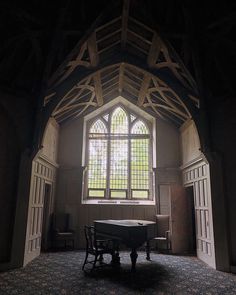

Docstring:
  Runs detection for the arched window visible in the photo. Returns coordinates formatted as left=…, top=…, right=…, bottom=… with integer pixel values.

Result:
left=85, top=105, right=152, bottom=201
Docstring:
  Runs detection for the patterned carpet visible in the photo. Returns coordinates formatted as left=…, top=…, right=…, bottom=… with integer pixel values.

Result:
left=0, top=251, right=235, bottom=295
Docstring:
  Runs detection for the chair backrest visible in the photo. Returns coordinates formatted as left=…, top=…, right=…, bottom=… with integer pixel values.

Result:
left=84, top=226, right=97, bottom=251
left=156, top=214, right=170, bottom=237
left=52, top=213, right=70, bottom=232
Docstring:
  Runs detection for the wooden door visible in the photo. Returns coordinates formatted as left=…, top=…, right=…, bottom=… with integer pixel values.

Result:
left=159, top=184, right=189, bottom=253
left=41, top=183, right=52, bottom=251
left=183, top=161, right=216, bottom=268
left=193, top=164, right=215, bottom=268
left=23, top=159, right=55, bottom=266
left=170, top=185, right=189, bottom=254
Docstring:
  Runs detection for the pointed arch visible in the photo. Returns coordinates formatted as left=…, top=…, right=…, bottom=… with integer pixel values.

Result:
left=111, top=106, right=128, bottom=134
left=131, top=120, right=149, bottom=134
left=90, top=119, right=107, bottom=133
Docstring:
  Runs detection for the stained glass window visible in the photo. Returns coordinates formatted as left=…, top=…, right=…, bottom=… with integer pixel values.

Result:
left=87, top=106, right=152, bottom=200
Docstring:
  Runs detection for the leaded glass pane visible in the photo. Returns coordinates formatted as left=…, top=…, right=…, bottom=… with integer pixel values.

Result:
left=88, top=139, right=107, bottom=190
left=131, top=120, right=149, bottom=134
left=110, top=190, right=126, bottom=198
left=111, top=107, right=128, bottom=134
left=130, top=114, right=136, bottom=122
left=87, top=105, right=152, bottom=200
left=110, top=139, right=128, bottom=189
left=89, top=189, right=105, bottom=198
left=131, top=138, right=149, bottom=190
left=132, top=190, right=148, bottom=199
left=90, top=119, right=107, bottom=133
left=103, top=114, right=109, bottom=121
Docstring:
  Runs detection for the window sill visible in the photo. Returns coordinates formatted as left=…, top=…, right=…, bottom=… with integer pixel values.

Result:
left=82, top=199, right=156, bottom=205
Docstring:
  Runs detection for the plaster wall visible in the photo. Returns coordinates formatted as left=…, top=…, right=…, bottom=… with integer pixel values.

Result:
left=41, top=118, right=59, bottom=163
left=180, top=119, right=201, bottom=166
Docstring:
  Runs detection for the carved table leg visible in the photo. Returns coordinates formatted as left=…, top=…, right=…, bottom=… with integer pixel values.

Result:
left=130, top=248, right=138, bottom=272
left=146, top=240, right=151, bottom=260
left=111, top=239, right=120, bottom=266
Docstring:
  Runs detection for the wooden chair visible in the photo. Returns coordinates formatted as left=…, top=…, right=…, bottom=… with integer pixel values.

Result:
left=51, top=213, right=75, bottom=250
left=82, top=225, right=115, bottom=271
left=146, top=215, right=171, bottom=260
left=153, top=214, right=171, bottom=252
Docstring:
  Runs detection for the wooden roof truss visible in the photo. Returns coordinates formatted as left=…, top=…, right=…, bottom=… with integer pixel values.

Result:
left=46, top=0, right=199, bottom=127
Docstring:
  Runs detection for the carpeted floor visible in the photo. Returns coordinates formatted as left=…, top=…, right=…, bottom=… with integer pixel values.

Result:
left=0, top=251, right=235, bottom=295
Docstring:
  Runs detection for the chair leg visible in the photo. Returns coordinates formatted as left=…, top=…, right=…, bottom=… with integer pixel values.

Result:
left=92, top=254, right=98, bottom=270
left=99, top=254, right=103, bottom=264
left=82, top=252, right=89, bottom=270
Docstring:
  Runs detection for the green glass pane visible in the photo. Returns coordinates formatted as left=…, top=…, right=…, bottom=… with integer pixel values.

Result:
left=110, top=139, right=128, bottom=189
left=131, top=138, right=149, bottom=190
left=110, top=190, right=126, bottom=198
left=88, top=190, right=105, bottom=198
left=88, top=139, right=107, bottom=189
left=132, top=190, right=148, bottom=199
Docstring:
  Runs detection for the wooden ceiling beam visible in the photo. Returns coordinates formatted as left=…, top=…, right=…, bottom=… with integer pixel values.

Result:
left=95, top=16, right=122, bottom=33
left=93, top=72, right=103, bottom=106
left=53, top=77, right=93, bottom=114
left=57, top=92, right=96, bottom=122
left=137, top=74, right=151, bottom=106
left=119, top=63, right=125, bottom=93
left=147, top=33, right=162, bottom=67
left=87, top=32, right=99, bottom=67
left=121, top=0, right=130, bottom=49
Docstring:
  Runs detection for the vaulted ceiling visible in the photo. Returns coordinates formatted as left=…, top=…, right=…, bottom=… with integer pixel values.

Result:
left=0, top=0, right=235, bottom=128
left=44, top=0, right=199, bottom=127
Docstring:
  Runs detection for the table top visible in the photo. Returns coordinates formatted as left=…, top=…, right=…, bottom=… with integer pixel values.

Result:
left=94, top=219, right=156, bottom=227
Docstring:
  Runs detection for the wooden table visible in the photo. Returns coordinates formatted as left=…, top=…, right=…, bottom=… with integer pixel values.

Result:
left=94, top=219, right=156, bottom=271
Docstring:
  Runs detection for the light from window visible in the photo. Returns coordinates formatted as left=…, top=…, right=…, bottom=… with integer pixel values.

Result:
left=87, top=106, right=152, bottom=200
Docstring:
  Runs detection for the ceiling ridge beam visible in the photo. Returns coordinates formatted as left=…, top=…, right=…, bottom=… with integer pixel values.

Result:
left=119, top=63, right=125, bottom=93
left=121, top=0, right=130, bottom=49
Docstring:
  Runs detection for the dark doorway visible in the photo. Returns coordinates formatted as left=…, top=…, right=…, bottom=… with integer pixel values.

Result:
left=41, top=183, right=52, bottom=251
left=186, top=186, right=196, bottom=254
